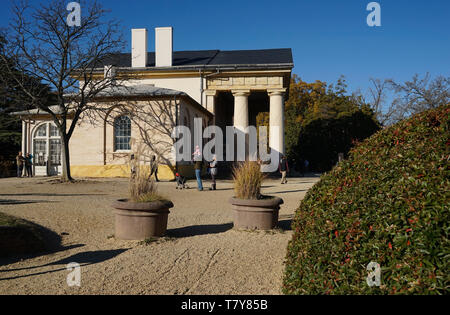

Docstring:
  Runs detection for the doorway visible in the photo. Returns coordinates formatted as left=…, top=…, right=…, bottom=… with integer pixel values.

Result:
left=32, top=122, right=62, bottom=176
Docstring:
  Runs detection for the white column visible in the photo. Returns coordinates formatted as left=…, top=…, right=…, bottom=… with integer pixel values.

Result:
left=205, top=90, right=217, bottom=124
left=232, top=90, right=250, bottom=132
left=269, top=89, right=286, bottom=156
left=21, top=120, right=26, bottom=154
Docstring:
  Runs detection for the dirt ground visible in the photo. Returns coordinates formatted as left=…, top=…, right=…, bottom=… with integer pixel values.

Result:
left=0, top=175, right=319, bottom=295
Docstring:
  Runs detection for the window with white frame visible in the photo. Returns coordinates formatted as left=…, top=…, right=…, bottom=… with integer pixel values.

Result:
left=114, top=116, right=131, bottom=151
left=33, top=122, right=62, bottom=166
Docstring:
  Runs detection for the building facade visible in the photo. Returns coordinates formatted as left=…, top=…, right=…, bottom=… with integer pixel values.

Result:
left=13, top=27, right=293, bottom=180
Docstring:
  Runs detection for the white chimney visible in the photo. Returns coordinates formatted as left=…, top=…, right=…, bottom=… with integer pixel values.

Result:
left=131, top=28, right=148, bottom=68
left=155, top=27, right=173, bottom=67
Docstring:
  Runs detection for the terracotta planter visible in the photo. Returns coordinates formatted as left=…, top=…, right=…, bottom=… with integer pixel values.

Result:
left=229, top=196, right=284, bottom=230
left=112, top=199, right=174, bottom=240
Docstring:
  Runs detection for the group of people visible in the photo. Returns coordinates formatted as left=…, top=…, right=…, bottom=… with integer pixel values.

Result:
left=15, top=151, right=34, bottom=178
left=192, top=149, right=294, bottom=191
left=135, top=149, right=309, bottom=190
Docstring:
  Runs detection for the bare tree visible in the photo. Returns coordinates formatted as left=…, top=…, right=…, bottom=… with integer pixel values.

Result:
left=387, top=73, right=449, bottom=123
left=365, top=74, right=449, bottom=126
left=0, top=0, right=125, bottom=181
left=128, top=100, right=178, bottom=169
left=364, top=78, right=399, bottom=126
left=101, top=97, right=181, bottom=174
left=367, top=78, right=386, bottom=120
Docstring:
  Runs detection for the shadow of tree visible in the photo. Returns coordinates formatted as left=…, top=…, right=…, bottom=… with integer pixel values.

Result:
left=167, top=223, right=233, bottom=238
left=0, top=244, right=85, bottom=269
left=0, top=249, right=129, bottom=281
left=0, top=193, right=106, bottom=197
left=0, top=199, right=58, bottom=205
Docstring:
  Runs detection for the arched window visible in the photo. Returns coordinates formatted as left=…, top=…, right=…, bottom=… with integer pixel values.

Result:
left=114, top=116, right=131, bottom=151
left=36, top=124, right=47, bottom=137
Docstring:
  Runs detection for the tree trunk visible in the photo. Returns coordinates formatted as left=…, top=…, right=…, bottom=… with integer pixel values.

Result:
left=61, top=134, right=73, bottom=182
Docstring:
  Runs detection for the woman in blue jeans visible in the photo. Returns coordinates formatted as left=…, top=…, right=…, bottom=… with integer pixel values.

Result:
left=194, top=160, right=204, bottom=191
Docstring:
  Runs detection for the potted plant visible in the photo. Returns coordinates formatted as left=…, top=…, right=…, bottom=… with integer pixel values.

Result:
left=229, top=161, right=283, bottom=230
left=112, top=149, right=173, bottom=240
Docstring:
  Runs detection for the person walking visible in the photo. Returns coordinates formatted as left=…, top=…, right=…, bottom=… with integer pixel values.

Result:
left=150, top=155, right=159, bottom=182
left=130, top=154, right=136, bottom=179
left=25, top=153, right=33, bottom=177
left=208, top=155, right=218, bottom=191
left=16, top=152, right=25, bottom=178
left=279, top=155, right=289, bottom=184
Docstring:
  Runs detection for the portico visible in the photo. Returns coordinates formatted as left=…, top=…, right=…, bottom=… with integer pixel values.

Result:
left=204, top=73, right=289, bottom=157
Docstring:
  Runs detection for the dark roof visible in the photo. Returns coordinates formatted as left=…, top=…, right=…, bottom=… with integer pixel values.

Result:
left=10, top=105, right=64, bottom=116
left=11, top=85, right=213, bottom=118
left=83, top=85, right=188, bottom=98
left=97, top=48, right=293, bottom=69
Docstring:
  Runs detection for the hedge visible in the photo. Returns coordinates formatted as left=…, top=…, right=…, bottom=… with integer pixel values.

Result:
left=283, top=105, right=449, bottom=295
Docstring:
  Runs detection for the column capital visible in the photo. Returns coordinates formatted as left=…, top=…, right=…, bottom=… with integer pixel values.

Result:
left=267, top=88, right=287, bottom=96
left=232, top=89, right=251, bottom=97
left=204, top=89, right=218, bottom=97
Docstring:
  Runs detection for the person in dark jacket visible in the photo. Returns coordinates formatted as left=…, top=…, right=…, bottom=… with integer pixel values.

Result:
left=150, top=155, right=159, bottom=182
left=25, top=153, right=33, bottom=177
left=279, top=155, right=289, bottom=184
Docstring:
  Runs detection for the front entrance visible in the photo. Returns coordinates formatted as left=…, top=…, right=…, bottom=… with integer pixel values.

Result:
left=32, top=122, right=62, bottom=176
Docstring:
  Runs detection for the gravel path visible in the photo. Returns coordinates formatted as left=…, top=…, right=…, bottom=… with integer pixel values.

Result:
left=0, top=175, right=319, bottom=295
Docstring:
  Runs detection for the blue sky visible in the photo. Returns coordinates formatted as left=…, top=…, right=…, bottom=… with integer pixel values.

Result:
left=1, top=0, right=449, bottom=101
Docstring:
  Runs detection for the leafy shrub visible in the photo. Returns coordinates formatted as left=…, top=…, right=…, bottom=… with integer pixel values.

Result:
left=283, top=105, right=449, bottom=295
left=295, top=110, right=380, bottom=172
left=232, top=161, right=266, bottom=200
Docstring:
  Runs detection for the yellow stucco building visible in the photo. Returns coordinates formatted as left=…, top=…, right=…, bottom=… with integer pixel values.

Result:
left=13, top=27, right=293, bottom=180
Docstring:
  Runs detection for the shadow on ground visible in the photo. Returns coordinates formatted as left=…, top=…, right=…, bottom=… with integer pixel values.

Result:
left=270, top=189, right=307, bottom=195
left=0, top=193, right=106, bottom=197
left=0, top=213, right=84, bottom=266
left=167, top=223, right=234, bottom=238
left=278, top=214, right=294, bottom=231
left=0, top=199, right=58, bottom=205
left=0, top=248, right=129, bottom=281
left=277, top=219, right=293, bottom=231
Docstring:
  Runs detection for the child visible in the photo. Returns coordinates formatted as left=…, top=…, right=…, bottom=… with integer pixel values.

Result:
left=175, top=172, right=188, bottom=189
